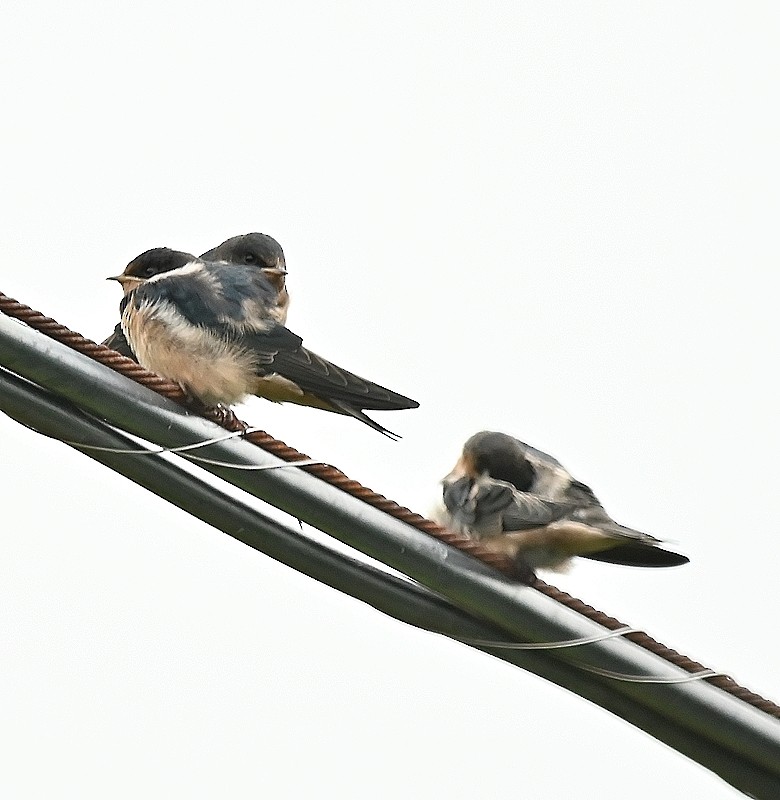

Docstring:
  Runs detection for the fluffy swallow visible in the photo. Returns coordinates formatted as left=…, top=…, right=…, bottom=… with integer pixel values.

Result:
left=108, top=248, right=419, bottom=436
left=102, top=233, right=288, bottom=358
left=436, top=431, right=688, bottom=579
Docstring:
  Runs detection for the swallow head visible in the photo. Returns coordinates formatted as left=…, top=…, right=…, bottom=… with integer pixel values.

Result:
left=107, top=247, right=195, bottom=293
left=203, top=232, right=286, bottom=269
left=202, top=232, right=286, bottom=281
left=460, top=431, right=536, bottom=491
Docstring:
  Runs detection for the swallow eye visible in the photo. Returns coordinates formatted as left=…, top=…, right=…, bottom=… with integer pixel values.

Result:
left=244, top=253, right=256, bottom=264
left=142, top=266, right=157, bottom=277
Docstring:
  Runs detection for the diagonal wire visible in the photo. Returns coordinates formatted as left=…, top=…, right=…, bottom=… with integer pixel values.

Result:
left=2, top=365, right=779, bottom=798
left=3, top=311, right=780, bottom=796
left=1, top=288, right=777, bottom=721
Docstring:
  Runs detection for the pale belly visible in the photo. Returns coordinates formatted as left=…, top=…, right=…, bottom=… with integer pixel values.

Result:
left=124, top=307, right=258, bottom=406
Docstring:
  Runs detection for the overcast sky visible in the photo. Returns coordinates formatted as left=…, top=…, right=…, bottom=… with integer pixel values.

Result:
left=1, top=3, right=778, bottom=798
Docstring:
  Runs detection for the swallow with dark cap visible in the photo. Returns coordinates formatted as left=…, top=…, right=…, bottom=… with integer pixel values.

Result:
left=435, top=431, right=689, bottom=581
left=102, top=233, right=288, bottom=358
left=108, top=248, right=419, bottom=437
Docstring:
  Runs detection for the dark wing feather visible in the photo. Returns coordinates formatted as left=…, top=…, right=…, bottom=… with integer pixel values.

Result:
left=442, top=477, right=515, bottom=526
left=442, top=477, right=477, bottom=519
left=565, top=478, right=602, bottom=506
left=470, top=481, right=517, bottom=519
left=102, top=323, right=137, bottom=360
left=269, top=345, right=419, bottom=410
left=499, top=491, right=582, bottom=531
left=238, top=330, right=419, bottom=411
left=442, top=475, right=581, bottom=532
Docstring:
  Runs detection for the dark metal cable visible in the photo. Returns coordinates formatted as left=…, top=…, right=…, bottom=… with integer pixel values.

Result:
left=2, top=289, right=779, bottom=721
left=4, top=368, right=779, bottom=797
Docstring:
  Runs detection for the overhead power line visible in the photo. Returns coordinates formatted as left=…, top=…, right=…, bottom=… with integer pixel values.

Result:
left=2, top=294, right=780, bottom=798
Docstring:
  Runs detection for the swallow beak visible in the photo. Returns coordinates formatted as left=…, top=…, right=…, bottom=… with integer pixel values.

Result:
left=107, top=273, right=144, bottom=293
left=261, top=265, right=287, bottom=292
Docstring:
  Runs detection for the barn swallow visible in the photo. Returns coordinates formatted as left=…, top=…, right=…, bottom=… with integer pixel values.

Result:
left=108, top=248, right=419, bottom=436
left=102, top=233, right=288, bottom=358
left=436, top=431, right=688, bottom=579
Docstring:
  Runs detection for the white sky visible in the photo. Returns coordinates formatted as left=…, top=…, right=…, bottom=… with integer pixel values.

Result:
left=1, top=3, right=778, bottom=798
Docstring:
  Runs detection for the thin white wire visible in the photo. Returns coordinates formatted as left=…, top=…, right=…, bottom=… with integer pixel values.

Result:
left=60, top=426, right=265, bottom=454
left=451, top=627, right=728, bottom=683
left=455, top=626, right=640, bottom=650
left=575, top=665, right=728, bottom=684
left=182, top=454, right=325, bottom=470
left=41, top=424, right=328, bottom=471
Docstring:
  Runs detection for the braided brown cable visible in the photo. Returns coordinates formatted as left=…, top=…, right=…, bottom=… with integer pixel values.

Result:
left=2, top=289, right=779, bottom=720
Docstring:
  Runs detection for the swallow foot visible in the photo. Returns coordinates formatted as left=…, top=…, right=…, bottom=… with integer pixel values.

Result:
left=180, top=395, right=235, bottom=426
left=209, top=403, right=239, bottom=427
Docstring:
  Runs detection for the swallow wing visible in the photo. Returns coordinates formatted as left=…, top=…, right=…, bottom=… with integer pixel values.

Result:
left=102, top=323, right=136, bottom=359
left=262, top=342, right=419, bottom=411
left=191, top=262, right=417, bottom=411
left=442, top=475, right=580, bottom=532
left=499, top=488, right=581, bottom=531
left=442, top=476, right=515, bottom=526
left=509, top=437, right=598, bottom=503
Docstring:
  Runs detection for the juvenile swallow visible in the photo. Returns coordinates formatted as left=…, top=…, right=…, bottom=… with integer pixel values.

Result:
left=102, top=233, right=288, bottom=358
left=108, top=248, right=419, bottom=436
left=437, top=431, right=688, bottom=579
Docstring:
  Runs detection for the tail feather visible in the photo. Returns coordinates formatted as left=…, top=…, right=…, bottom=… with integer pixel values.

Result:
left=327, top=399, right=402, bottom=439
left=583, top=541, right=689, bottom=567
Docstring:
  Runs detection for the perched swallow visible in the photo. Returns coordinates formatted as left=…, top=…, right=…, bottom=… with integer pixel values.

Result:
left=436, top=431, right=688, bottom=579
left=108, top=248, right=419, bottom=436
left=102, top=233, right=288, bottom=358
